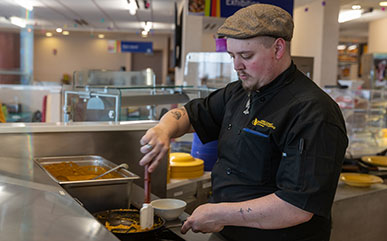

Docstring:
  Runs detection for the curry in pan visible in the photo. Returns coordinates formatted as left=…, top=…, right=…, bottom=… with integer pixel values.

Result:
left=44, top=161, right=123, bottom=181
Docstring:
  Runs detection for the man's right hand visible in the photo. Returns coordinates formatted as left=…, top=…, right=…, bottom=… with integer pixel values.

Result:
left=138, top=107, right=194, bottom=173
left=139, top=125, right=171, bottom=173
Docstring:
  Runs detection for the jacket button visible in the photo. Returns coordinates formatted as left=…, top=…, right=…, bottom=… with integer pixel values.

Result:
left=227, top=124, right=232, bottom=130
left=226, top=168, right=232, bottom=175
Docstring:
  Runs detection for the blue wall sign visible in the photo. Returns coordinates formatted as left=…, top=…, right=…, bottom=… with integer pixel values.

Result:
left=220, top=0, right=294, bottom=17
left=120, top=41, right=153, bottom=53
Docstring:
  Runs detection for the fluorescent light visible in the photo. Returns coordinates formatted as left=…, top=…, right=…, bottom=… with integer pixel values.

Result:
left=352, top=5, right=361, bottom=10
left=62, top=31, right=70, bottom=35
left=347, top=45, right=357, bottom=51
left=142, top=22, right=152, bottom=32
left=56, top=28, right=62, bottom=33
left=13, top=0, right=33, bottom=11
left=9, top=16, right=26, bottom=28
left=98, top=34, right=105, bottom=38
left=337, top=45, right=346, bottom=50
left=338, top=10, right=362, bottom=23
left=46, top=32, right=53, bottom=37
left=128, top=0, right=138, bottom=15
left=379, top=2, right=387, bottom=7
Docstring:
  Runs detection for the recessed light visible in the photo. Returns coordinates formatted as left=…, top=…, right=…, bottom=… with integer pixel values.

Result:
left=337, top=45, right=346, bottom=50
left=62, top=31, right=70, bottom=35
left=352, top=5, right=361, bottom=10
left=46, top=32, right=53, bottom=37
left=380, top=1, right=387, bottom=7
left=98, top=34, right=105, bottom=38
left=56, top=28, right=63, bottom=33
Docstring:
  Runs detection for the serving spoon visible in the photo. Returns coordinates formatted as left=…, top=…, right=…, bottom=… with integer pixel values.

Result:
left=91, top=163, right=128, bottom=180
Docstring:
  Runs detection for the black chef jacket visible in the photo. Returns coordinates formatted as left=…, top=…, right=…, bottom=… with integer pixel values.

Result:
left=185, top=63, right=348, bottom=241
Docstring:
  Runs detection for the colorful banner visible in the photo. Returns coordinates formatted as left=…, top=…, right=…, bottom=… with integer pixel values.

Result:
left=204, top=0, right=294, bottom=18
left=107, top=40, right=120, bottom=53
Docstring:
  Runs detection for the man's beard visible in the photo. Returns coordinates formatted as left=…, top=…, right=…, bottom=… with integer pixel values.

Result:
left=239, top=76, right=257, bottom=91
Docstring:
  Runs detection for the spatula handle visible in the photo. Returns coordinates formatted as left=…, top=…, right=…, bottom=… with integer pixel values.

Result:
left=144, top=164, right=151, bottom=203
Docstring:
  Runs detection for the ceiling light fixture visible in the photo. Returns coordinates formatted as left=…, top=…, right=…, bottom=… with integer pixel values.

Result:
left=9, top=16, right=27, bottom=28
left=352, top=5, right=361, bottom=10
left=338, top=10, right=362, bottom=23
left=141, top=30, right=148, bottom=37
left=128, top=0, right=139, bottom=15
left=347, top=45, right=357, bottom=51
left=143, top=21, right=152, bottom=32
left=62, top=31, right=70, bottom=35
left=98, top=34, right=105, bottom=39
left=46, top=32, right=53, bottom=37
left=380, top=1, right=387, bottom=7
left=13, top=0, right=34, bottom=11
left=56, top=28, right=63, bottom=33
left=337, top=45, right=346, bottom=50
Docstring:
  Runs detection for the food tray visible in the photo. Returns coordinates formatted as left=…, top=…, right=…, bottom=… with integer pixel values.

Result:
left=34, top=155, right=139, bottom=185
left=34, top=155, right=139, bottom=213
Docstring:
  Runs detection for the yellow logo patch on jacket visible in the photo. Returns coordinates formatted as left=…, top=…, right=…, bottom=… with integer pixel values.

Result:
left=252, top=118, right=276, bottom=130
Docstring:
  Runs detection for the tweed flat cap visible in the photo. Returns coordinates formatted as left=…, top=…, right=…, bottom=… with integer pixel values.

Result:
left=217, top=4, right=294, bottom=41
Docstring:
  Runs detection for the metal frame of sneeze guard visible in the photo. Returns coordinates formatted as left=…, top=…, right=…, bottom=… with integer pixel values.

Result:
left=72, top=68, right=156, bottom=88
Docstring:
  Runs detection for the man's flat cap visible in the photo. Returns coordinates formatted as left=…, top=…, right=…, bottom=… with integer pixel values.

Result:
left=217, top=4, right=294, bottom=41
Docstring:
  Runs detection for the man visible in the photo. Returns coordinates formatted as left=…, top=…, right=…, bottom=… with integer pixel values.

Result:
left=139, top=4, right=348, bottom=241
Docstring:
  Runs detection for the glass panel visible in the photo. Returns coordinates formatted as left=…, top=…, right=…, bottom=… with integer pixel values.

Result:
left=184, top=52, right=238, bottom=88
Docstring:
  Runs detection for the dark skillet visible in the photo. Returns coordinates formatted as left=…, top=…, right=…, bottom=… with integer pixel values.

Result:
left=93, top=209, right=165, bottom=239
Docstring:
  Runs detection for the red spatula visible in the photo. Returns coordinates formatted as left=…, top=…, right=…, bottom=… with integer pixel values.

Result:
left=140, top=164, right=154, bottom=229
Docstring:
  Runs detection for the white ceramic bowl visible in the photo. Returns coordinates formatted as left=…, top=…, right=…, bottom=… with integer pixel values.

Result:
left=150, top=198, right=187, bottom=221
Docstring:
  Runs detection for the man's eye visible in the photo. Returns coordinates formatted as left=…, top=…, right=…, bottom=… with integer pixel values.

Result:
left=241, top=54, right=252, bottom=59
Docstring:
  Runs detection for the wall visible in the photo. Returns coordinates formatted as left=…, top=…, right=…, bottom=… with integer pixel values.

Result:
left=34, top=33, right=170, bottom=84
left=291, top=0, right=339, bottom=87
left=0, top=31, right=20, bottom=84
left=368, top=17, right=387, bottom=53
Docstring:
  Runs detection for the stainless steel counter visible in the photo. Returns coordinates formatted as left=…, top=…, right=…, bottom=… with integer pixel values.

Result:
left=0, top=156, right=225, bottom=241
left=0, top=157, right=119, bottom=241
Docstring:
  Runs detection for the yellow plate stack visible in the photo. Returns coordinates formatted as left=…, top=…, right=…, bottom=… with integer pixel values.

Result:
left=169, top=152, right=204, bottom=179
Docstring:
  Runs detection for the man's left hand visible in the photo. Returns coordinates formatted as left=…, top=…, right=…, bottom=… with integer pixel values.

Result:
left=181, top=203, right=225, bottom=234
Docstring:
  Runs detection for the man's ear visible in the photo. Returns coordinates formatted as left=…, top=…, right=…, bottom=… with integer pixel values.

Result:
left=273, top=38, right=286, bottom=59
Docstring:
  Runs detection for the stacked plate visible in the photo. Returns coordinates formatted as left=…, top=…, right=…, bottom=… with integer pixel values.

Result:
left=361, top=156, right=387, bottom=167
left=340, top=173, right=383, bottom=187
left=169, top=152, right=204, bottom=179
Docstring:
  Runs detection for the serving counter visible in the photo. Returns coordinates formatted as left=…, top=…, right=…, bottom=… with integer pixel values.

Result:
left=0, top=122, right=386, bottom=241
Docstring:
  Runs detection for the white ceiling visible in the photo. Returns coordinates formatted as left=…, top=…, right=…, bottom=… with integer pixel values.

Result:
left=296, top=0, right=387, bottom=42
left=0, top=0, right=386, bottom=41
left=0, top=0, right=180, bottom=34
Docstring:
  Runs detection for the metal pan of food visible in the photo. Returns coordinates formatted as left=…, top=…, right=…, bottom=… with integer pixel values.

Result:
left=34, top=155, right=139, bottom=185
left=94, top=209, right=165, bottom=239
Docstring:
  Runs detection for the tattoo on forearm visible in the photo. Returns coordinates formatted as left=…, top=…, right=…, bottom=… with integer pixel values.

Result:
left=238, top=207, right=253, bottom=214
left=170, top=107, right=186, bottom=120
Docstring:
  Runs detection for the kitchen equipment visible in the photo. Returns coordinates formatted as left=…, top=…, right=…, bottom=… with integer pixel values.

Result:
left=140, top=164, right=154, bottom=229
left=340, top=172, right=384, bottom=187
left=91, top=163, right=129, bottom=180
left=169, top=152, right=204, bottom=179
left=151, top=198, right=187, bottom=221
left=34, top=155, right=139, bottom=213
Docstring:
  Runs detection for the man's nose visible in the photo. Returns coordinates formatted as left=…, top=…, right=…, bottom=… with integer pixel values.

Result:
left=233, top=58, right=245, bottom=71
